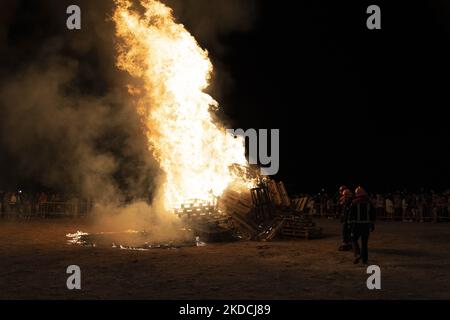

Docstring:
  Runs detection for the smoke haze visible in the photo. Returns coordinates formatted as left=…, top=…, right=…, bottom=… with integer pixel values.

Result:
left=0, top=0, right=257, bottom=204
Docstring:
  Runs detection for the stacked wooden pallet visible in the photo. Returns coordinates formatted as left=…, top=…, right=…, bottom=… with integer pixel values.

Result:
left=173, top=200, right=238, bottom=242
left=266, top=179, right=291, bottom=207
left=174, top=200, right=223, bottom=220
left=217, top=179, right=326, bottom=241
left=278, top=215, right=323, bottom=239
left=219, top=189, right=259, bottom=238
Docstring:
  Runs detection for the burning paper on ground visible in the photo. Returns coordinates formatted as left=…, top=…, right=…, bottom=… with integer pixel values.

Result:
left=66, top=230, right=201, bottom=250
left=66, top=231, right=91, bottom=246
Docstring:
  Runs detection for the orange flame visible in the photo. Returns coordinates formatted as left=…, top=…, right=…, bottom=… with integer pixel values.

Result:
left=113, top=0, right=250, bottom=210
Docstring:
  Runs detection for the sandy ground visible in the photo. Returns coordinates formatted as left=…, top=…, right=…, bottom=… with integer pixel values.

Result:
left=0, top=217, right=449, bottom=300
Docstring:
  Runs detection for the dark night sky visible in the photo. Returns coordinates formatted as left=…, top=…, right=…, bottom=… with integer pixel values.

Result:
left=216, top=0, right=450, bottom=193
left=1, top=0, right=449, bottom=195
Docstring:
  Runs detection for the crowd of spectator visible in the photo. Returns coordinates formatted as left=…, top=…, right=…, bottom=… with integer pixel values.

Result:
left=299, top=190, right=450, bottom=222
left=2, top=188, right=450, bottom=222
left=0, top=190, right=90, bottom=217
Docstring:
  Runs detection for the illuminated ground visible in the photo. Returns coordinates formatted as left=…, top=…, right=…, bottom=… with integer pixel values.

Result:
left=1, top=218, right=449, bottom=299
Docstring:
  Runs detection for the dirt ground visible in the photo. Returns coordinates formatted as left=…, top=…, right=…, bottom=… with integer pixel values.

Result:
left=1, top=217, right=449, bottom=300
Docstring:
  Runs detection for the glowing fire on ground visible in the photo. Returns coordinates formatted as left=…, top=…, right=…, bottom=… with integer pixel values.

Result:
left=113, top=0, right=252, bottom=210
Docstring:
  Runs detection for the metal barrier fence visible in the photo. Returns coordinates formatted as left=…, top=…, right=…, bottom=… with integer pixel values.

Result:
left=375, top=206, right=450, bottom=222
left=291, top=197, right=450, bottom=223
left=0, top=201, right=90, bottom=218
left=37, top=201, right=89, bottom=217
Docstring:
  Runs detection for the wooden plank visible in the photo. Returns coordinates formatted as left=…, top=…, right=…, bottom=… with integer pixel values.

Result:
left=267, top=179, right=282, bottom=206
left=229, top=212, right=258, bottom=236
left=299, top=197, right=309, bottom=211
left=222, top=190, right=241, bottom=201
left=223, top=201, right=252, bottom=215
left=240, top=192, right=252, bottom=205
left=260, top=219, right=286, bottom=242
left=278, top=181, right=291, bottom=207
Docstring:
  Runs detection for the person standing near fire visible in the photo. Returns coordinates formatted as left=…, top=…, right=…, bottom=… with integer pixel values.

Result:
left=385, top=196, right=394, bottom=220
left=338, top=186, right=353, bottom=251
left=375, top=194, right=385, bottom=219
left=349, top=186, right=376, bottom=265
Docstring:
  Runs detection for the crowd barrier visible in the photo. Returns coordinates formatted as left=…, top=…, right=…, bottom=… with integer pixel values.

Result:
left=0, top=201, right=89, bottom=218
left=291, top=197, right=450, bottom=223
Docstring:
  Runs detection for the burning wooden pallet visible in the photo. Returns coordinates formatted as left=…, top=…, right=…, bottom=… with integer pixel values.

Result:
left=174, top=200, right=223, bottom=220
left=174, top=199, right=239, bottom=242
left=219, top=189, right=260, bottom=239
left=177, top=177, right=326, bottom=242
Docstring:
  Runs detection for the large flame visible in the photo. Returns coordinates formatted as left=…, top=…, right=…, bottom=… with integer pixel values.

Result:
left=113, top=0, right=250, bottom=210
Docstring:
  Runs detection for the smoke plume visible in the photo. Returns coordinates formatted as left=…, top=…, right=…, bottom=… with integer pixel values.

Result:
left=0, top=0, right=257, bottom=207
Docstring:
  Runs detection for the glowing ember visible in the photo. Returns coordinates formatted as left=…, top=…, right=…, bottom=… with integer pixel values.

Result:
left=66, top=231, right=199, bottom=250
left=113, top=0, right=251, bottom=210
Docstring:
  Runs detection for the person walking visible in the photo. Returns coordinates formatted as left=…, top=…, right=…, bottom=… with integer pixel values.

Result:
left=349, top=186, right=376, bottom=265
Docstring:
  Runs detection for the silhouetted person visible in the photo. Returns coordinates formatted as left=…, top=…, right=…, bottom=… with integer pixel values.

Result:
left=393, top=193, right=402, bottom=220
left=338, top=186, right=353, bottom=251
left=349, top=186, right=376, bottom=265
